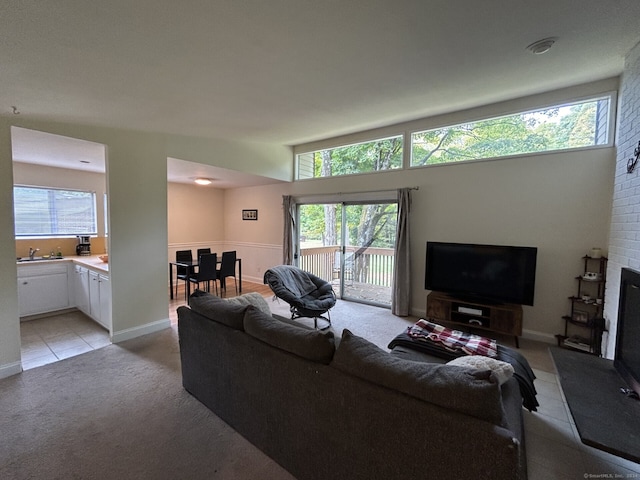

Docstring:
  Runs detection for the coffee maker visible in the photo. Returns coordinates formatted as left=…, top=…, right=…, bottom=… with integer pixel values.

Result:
left=76, top=235, right=91, bottom=256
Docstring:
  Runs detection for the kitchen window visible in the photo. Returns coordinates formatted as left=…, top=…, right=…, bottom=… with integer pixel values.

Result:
left=13, top=185, right=97, bottom=237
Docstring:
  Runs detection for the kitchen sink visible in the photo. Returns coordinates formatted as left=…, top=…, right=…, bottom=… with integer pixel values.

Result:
left=17, top=256, right=64, bottom=262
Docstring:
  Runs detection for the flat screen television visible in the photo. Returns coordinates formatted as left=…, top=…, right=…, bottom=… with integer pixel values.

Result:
left=425, top=241, right=538, bottom=306
left=614, top=268, right=640, bottom=398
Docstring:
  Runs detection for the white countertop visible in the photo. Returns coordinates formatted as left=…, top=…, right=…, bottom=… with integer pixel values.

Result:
left=73, top=255, right=109, bottom=273
left=16, top=255, right=109, bottom=273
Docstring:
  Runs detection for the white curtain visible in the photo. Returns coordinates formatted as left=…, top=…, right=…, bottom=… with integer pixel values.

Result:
left=392, top=188, right=411, bottom=316
left=282, top=195, right=295, bottom=265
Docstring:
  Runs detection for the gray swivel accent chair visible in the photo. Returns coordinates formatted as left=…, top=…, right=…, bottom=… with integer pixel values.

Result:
left=264, top=265, right=336, bottom=330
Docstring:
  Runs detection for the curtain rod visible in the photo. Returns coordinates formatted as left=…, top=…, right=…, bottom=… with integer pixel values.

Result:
left=291, top=186, right=420, bottom=205
left=329, top=186, right=420, bottom=196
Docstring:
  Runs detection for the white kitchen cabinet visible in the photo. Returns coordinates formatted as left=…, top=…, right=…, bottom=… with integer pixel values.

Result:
left=17, top=263, right=70, bottom=317
left=74, top=265, right=90, bottom=315
left=88, top=270, right=111, bottom=330
left=98, top=274, right=111, bottom=330
left=89, top=270, right=100, bottom=320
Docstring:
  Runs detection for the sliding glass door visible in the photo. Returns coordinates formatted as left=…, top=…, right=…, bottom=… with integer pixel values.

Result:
left=341, top=202, right=397, bottom=305
left=298, top=201, right=397, bottom=307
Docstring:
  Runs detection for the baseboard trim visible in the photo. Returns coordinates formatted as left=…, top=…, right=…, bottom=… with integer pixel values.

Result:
left=0, top=361, right=23, bottom=379
left=243, top=274, right=264, bottom=284
left=111, top=318, right=171, bottom=344
left=20, top=307, right=77, bottom=322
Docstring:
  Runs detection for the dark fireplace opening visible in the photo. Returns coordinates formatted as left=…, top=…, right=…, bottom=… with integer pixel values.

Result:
left=614, top=268, right=640, bottom=399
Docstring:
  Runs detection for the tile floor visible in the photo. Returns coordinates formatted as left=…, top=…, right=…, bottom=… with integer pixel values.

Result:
left=20, top=310, right=111, bottom=370
left=523, top=360, right=640, bottom=479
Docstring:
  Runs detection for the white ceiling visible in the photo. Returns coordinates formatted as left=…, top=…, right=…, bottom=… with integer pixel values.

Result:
left=11, top=127, right=107, bottom=174
left=165, top=156, right=281, bottom=188
left=3, top=1, right=640, bottom=181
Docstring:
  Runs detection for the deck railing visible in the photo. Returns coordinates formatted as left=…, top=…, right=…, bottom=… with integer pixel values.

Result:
left=299, top=245, right=394, bottom=287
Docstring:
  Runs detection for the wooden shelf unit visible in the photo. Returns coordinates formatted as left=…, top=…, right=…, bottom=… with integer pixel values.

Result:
left=426, top=291, right=523, bottom=347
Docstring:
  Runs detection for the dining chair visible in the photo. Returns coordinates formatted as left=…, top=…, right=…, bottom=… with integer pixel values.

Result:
left=193, top=248, right=211, bottom=276
left=216, top=250, right=238, bottom=295
left=175, top=250, right=193, bottom=300
left=188, top=253, right=218, bottom=295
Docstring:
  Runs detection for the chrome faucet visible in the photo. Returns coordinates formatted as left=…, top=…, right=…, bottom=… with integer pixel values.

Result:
left=28, top=247, right=39, bottom=260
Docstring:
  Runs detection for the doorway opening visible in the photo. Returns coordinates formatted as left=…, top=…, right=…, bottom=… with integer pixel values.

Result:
left=11, top=127, right=111, bottom=370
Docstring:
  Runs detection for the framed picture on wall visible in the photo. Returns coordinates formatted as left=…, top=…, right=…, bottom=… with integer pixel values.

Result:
left=242, top=209, right=258, bottom=221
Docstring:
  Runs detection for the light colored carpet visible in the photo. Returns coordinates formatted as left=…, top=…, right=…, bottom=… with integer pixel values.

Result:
left=0, top=326, right=295, bottom=480
left=1, top=299, right=549, bottom=479
left=266, top=297, right=417, bottom=349
left=0, top=299, right=414, bottom=480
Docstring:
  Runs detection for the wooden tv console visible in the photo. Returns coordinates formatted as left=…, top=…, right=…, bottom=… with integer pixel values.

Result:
left=426, top=291, right=523, bottom=347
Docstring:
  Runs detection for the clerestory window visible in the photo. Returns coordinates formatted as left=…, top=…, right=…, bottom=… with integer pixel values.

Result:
left=297, top=135, right=403, bottom=180
left=410, top=95, right=613, bottom=167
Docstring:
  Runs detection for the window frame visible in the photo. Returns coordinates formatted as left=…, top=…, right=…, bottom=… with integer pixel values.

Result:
left=295, top=134, right=404, bottom=180
left=408, top=92, right=617, bottom=169
left=292, top=89, right=617, bottom=181
left=13, top=184, right=98, bottom=238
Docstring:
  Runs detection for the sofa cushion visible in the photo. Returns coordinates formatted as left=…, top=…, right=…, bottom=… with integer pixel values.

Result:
left=447, top=355, right=514, bottom=386
left=223, top=292, right=271, bottom=315
left=189, top=291, right=270, bottom=330
left=243, top=306, right=336, bottom=364
left=331, top=329, right=506, bottom=425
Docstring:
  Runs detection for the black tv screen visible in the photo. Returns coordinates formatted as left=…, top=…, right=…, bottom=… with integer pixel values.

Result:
left=425, top=241, right=538, bottom=306
left=614, top=268, right=640, bottom=398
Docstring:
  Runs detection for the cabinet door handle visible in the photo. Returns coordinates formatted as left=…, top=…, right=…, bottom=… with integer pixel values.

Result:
left=22, top=281, right=28, bottom=285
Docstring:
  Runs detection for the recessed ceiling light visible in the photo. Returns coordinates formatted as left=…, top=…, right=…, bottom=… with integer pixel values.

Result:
left=194, top=177, right=213, bottom=185
left=526, top=37, right=557, bottom=55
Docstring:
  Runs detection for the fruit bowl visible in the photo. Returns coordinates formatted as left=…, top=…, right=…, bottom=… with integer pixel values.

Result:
left=99, top=255, right=109, bottom=263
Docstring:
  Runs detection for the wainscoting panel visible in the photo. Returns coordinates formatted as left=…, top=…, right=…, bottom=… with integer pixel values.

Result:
left=168, top=241, right=282, bottom=285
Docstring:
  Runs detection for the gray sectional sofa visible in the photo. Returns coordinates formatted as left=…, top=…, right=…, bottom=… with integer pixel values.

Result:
left=177, top=291, right=527, bottom=480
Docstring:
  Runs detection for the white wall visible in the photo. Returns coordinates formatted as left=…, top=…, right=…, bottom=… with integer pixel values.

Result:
left=0, top=118, right=21, bottom=378
left=165, top=134, right=292, bottom=182
left=167, top=181, right=227, bottom=261
left=168, top=181, right=289, bottom=283
left=0, top=119, right=292, bottom=378
left=289, top=78, right=619, bottom=343
left=283, top=147, right=614, bottom=343
left=604, top=41, right=640, bottom=358
left=0, top=76, right=626, bottom=378
left=223, top=183, right=288, bottom=282
left=216, top=80, right=618, bottom=344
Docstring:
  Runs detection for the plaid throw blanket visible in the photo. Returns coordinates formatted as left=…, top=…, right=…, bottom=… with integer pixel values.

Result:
left=407, top=319, right=498, bottom=358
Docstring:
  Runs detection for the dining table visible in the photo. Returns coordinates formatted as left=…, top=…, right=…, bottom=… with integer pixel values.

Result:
left=169, top=256, right=242, bottom=300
